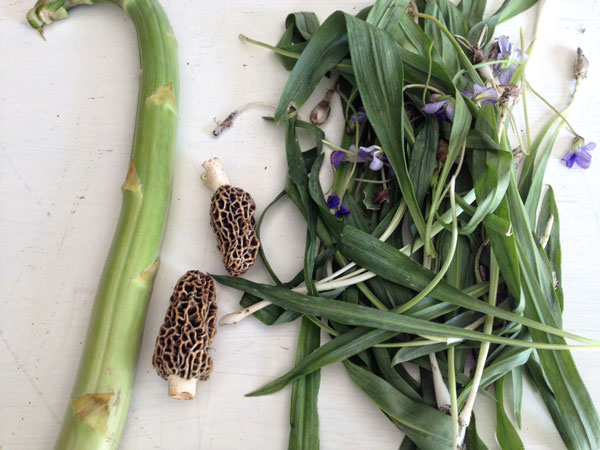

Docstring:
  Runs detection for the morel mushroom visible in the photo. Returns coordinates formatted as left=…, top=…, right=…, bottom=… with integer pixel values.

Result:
left=201, top=157, right=260, bottom=276
left=152, top=271, right=217, bottom=400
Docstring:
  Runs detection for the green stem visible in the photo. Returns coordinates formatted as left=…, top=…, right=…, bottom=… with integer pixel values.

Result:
left=27, top=1, right=179, bottom=448
left=240, top=33, right=353, bottom=71
left=525, top=80, right=582, bottom=138
left=394, top=178, right=458, bottom=315
left=448, top=346, right=459, bottom=450
left=458, top=253, right=500, bottom=438
left=416, top=13, right=483, bottom=85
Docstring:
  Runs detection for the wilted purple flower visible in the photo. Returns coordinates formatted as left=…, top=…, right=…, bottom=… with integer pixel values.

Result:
left=327, top=192, right=341, bottom=209
left=331, top=150, right=346, bottom=169
left=494, top=35, right=524, bottom=85
left=335, top=203, right=351, bottom=218
left=351, top=107, right=367, bottom=125
left=562, top=140, right=595, bottom=169
left=331, top=144, right=385, bottom=171
left=462, top=83, right=498, bottom=105
left=346, top=106, right=367, bottom=133
left=422, top=94, right=455, bottom=122
left=327, top=192, right=351, bottom=218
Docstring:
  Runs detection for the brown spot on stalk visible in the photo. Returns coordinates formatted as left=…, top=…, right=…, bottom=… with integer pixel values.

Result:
left=122, top=161, right=141, bottom=194
left=72, top=393, right=113, bottom=435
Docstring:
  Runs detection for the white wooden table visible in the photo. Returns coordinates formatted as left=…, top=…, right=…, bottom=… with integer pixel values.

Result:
left=1, top=1, right=599, bottom=448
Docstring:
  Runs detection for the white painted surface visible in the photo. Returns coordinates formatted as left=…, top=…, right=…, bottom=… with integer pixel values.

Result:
left=1, top=1, right=598, bottom=449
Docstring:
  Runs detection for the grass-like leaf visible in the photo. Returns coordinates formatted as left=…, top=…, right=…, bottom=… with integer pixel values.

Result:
left=346, top=15, right=428, bottom=242
left=344, top=361, right=454, bottom=449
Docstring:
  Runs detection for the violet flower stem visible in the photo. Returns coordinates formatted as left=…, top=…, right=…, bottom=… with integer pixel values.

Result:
left=525, top=80, right=582, bottom=138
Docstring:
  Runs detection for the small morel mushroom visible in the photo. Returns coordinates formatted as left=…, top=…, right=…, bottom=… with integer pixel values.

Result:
left=152, top=271, right=217, bottom=400
left=201, top=157, right=260, bottom=276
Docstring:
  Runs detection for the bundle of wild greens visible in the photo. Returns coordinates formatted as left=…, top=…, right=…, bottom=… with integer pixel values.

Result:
left=213, top=0, right=599, bottom=448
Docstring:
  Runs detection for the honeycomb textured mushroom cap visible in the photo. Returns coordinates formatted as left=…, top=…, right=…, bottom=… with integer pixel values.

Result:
left=209, top=185, right=260, bottom=276
left=152, top=271, right=217, bottom=399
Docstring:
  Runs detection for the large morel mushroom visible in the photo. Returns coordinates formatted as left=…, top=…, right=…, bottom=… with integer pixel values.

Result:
left=201, top=157, right=260, bottom=276
left=152, top=271, right=217, bottom=400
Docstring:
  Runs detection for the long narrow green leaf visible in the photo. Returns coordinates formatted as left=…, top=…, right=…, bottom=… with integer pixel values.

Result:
left=346, top=15, right=427, bottom=243
left=344, top=361, right=453, bottom=449
left=289, top=317, right=320, bottom=450
left=276, top=12, right=320, bottom=70
left=504, top=174, right=600, bottom=449
left=536, top=186, right=563, bottom=309
left=525, top=358, right=576, bottom=450
left=465, top=413, right=489, bottom=450
left=331, top=224, right=599, bottom=344
left=409, top=116, right=439, bottom=209
left=464, top=103, right=511, bottom=234
left=511, top=367, right=523, bottom=428
left=495, top=376, right=524, bottom=450
left=212, top=275, right=600, bottom=349
left=248, top=327, right=395, bottom=396
left=373, top=347, right=422, bottom=400
left=275, top=11, right=348, bottom=122
left=366, top=0, right=410, bottom=32
left=457, top=346, right=532, bottom=408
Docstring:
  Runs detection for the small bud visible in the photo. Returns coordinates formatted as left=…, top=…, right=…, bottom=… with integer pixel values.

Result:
left=436, top=139, right=449, bottom=167
left=372, top=187, right=389, bottom=204
left=487, top=41, right=500, bottom=63
left=473, top=48, right=495, bottom=82
left=499, top=85, right=521, bottom=108
left=572, top=135, right=585, bottom=150
left=309, top=89, right=334, bottom=126
left=574, top=47, right=589, bottom=81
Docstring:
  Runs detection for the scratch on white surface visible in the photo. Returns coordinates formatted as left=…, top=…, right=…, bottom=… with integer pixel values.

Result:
left=0, top=332, right=61, bottom=424
left=0, top=141, right=43, bottom=208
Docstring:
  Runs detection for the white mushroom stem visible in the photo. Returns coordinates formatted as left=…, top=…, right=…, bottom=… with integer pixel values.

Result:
left=167, top=375, right=197, bottom=400
left=201, top=157, right=230, bottom=192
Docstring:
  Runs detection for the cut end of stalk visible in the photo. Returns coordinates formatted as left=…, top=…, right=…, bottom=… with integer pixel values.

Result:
left=201, top=157, right=230, bottom=192
left=26, top=1, right=70, bottom=36
left=168, top=375, right=197, bottom=400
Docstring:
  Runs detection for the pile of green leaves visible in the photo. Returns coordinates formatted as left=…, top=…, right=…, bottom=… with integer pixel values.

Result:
left=215, top=1, right=600, bottom=449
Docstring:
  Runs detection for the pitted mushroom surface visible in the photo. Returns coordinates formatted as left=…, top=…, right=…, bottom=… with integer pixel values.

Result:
left=152, top=270, right=217, bottom=400
left=210, top=185, right=260, bottom=276
left=202, top=157, right=260, bottom=276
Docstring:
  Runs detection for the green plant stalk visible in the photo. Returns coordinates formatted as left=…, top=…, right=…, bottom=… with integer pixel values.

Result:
left=27, top=1, right=179, bottom=448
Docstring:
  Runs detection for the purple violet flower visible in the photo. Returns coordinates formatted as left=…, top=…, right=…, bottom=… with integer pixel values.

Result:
left=331, top=150, right=346, bottom=169
left=351, top=107, right=367, bottom=125
left=562, top=141, right=595, bottom=169
left=422, top=94, right=455, bottom=122
left=346, top=106, right=367, bottom=133
left=335, top=203, right=351, bottom=218
left=331, top=144, right=385, bottom=171
left=327, top=192, right=351, bottom=218
left=494, top=35, right=524, bottom=85
left=462, top=83, right=498, bottom=105
left=327, top=192, right=341, bottom=209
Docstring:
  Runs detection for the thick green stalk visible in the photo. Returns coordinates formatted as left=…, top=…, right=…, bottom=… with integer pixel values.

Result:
left=27, top=1, right=179, bottom=448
